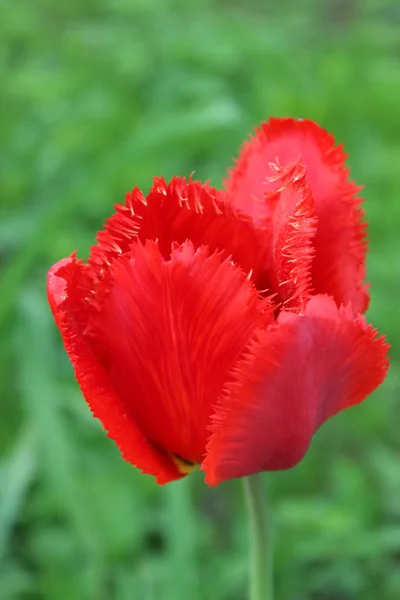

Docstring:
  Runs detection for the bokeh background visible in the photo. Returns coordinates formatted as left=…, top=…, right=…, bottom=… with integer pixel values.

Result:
left=1, top=0, right=400, bottom=598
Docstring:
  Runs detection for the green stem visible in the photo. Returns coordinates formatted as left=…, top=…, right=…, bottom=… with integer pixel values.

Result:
left=242, top=474, right=273, bottom=600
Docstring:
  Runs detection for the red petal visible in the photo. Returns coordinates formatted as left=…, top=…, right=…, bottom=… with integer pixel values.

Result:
left=94, top=241, right=274, bottom=465
left=266, top=162, right=317, bottom=310
left=89, top=175, right=268, bottom=287
left=203, top=295, right=389, bottom=485
left=47, top=256, right=182, bottom=484
left=225, top=118, right=368, bottom=313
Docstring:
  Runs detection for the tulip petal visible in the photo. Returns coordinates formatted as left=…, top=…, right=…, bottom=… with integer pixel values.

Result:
left=266, top=162, right=317, bottom=310
left=225, top=117, right=368, bottom=313
left=94, top=241, right=274, bottom=465
left=89, top=175, right=269, bottom=288
left=47, top=256, right=182, bottom=483
left=203, top=295, right=389, bottom=485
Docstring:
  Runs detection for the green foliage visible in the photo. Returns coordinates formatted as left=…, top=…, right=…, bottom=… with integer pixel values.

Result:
left=1, top=0, right=399, bottom=598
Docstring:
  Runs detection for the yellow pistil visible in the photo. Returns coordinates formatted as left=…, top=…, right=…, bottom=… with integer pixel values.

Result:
left=170, top=452, right=199, bottom=475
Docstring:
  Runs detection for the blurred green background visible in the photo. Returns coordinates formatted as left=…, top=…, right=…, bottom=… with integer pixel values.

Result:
left=1, top=0, right=399, bottom=598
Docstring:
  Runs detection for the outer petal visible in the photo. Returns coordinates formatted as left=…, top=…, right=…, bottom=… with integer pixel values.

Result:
left=93, top=241, right=274, bottom=466
left=47, top=256, right=182, bottom=484
left=225, top=117, right=368, bottom=313
left=266, top=162, right=317, bottom=310
left=203, top=295, right=389, bottom=485
left=89, top=176, right=269, bottom=287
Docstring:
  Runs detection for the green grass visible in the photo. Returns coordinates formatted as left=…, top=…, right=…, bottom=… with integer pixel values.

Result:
left=1, top=1, right=399, bottom=598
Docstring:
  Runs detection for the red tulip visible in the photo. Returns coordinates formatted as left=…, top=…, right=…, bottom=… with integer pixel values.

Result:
left=47, top=118, right=389, bottom=486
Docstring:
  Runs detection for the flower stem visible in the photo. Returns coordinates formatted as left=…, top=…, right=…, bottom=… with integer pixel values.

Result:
left=242, top=474, right=273, bottom=600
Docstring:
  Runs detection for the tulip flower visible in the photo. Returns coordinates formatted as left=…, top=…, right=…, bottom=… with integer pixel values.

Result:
left=48, top=118, right=389, bottom=600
